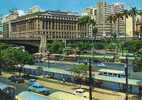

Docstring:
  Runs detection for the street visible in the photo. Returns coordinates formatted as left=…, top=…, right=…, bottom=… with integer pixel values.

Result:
left=0, top=72, right=139, bottom=100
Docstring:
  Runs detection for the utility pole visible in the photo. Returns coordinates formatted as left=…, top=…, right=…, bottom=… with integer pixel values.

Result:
left=47, top=52, right=50, bottom=68
left=89, top=58, right=93, bottom=100
left=125, top=55, right=128, bottom=100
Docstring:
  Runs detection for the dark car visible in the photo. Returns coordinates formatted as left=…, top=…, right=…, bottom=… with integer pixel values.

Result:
left=9, top=75, right=25, bottom=83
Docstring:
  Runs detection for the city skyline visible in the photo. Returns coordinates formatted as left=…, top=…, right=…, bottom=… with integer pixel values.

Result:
left=0, top=0, right=142, bottom=15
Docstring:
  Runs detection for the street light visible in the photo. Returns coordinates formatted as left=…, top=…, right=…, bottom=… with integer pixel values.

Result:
left=88, top=58, right=93, bottom=100
left=47, top=51, right=50, bottom=68
left=125, top=55, right=128, bottom=100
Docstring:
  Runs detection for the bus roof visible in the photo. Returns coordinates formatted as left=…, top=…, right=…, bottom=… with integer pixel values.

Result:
left=0, top=82, right=15, bottom=90
left=16, top=91, right=50, bottom=100
left=98, top=69, right=125, bottom=74
left=49, top=91, right=88, bottom=100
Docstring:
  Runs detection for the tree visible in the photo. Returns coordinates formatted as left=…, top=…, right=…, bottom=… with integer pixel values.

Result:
left=79, top=15, right=97, bottom=38
left=123, top=40, right=142, bottom=52
left=122, top=10, right=129, bottom=40
left=0, top=48, right=33, bottom=75
left=140, top=26, right=142, bottom=39
left=107, top=14, right=117, bottom=35
left=92, top=27, right=98, bottom=40
left=115, top=13, right=124, bottom=37
left=107, top=15, right=114, bottom=35
left=48, top=41, right=64, bottom=54
left=79, top=16, right=95, bottom=25
left=70, top=64, right=89, bottom=87
left=0, top=43, right=10, bottom=50
left=134, top=49, right=142, bottom=72
left=129, top=7, right=137, bottom=36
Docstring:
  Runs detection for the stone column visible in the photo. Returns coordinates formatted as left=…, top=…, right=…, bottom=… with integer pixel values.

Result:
left=39, top=33, right=47, bottom=53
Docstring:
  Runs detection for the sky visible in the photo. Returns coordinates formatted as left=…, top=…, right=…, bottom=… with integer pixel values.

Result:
left=0, top=0, right=142, bottom=15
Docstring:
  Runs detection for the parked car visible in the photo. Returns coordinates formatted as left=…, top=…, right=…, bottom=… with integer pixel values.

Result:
left=73, top=88, right=89, bottom=98
left=28, top=79, right=36, bottom=85
left=9, top=75, right=25, bottom=83
left=28, top=82, right=50, bottom=95
left=96, top=62, right=106, bottom=67
left=73, top=88, right=85, bottom=96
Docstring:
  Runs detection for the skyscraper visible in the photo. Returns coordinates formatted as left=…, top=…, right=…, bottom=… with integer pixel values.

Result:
left=96, top=1, right=112, bottom=36
left=96, top=1, right=125, bottom=37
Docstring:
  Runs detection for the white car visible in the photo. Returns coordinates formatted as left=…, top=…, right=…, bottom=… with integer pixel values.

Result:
left=73, top=89, right=89, bottom=98
left=96, top=62, right=106, bottom=67
left=73, top=89, right=84, bottom=96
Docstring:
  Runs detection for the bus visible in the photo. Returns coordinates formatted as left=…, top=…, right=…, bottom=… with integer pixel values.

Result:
left=98, top=69, right=125, bottom=78
left=0, top=82, right=16, bottom=100
left=16, top=91, right=50, bottom=100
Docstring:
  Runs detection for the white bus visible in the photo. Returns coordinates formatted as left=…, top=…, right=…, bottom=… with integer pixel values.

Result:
left=98, top=69, right=125, bottom=78
left=0, top=82, right=16, bottom=99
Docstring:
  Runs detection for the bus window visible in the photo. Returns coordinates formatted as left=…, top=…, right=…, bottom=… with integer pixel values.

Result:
left=113, top=73, right=117, bottom=77
left=120, top=75, right=125, bottom=78
left=98, top=72, right=103, bottom=75
left=108, top=73, right=112, bottom=77
left=118, top=74, right=121, bottom=78
left=103, top=72, right=107, bottom=76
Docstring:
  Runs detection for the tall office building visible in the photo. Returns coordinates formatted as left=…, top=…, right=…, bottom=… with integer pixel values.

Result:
left=112, top=3, right=125, bottom=36
left=82, top=7, right=97, bottom=37
left=82, top=7, right=97, bottom=20
left=96, top=1, right=125, bottom=36
left=96, top=1, right=112, bottom=36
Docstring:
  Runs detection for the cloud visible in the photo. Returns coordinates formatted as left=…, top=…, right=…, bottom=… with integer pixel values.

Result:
left=17, top=10, right=25, bottom=16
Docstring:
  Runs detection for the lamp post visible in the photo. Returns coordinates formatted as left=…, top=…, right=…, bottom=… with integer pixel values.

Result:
left=47, top=52, right=50, bottom=68
left=88, top=58, right=93, bottom=100
left=125, top=54, right=128, bottom=100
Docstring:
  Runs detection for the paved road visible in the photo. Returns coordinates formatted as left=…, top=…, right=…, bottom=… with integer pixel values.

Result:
left=0, top=76, right=29, bottom=94
left=0, top=74, right=60, bottom=95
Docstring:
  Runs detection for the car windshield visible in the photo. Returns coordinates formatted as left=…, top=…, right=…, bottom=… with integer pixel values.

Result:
left=32, top=83, right=44, bottom=88
left=33, top=85, right=43, bottom=88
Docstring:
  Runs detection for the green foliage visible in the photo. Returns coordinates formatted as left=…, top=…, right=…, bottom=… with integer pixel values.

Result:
left=70, top=64, right=89, bottom=77
left=0, top=43, right=10, bottom=50
left=92, top=27, right=98, bottom=37
left=94, top=42, right=106, bottom=49
left=79, top=16, right=95, bottom=25
left=47, top=41, right=64, bottom=54
left=0, top=48, right=33, bottom=66
left=106, top=43, right=116, bottom=50
left=134, top=49, right=142, bottom=72
left=123, top=40, right=142, bottom=52
left=67, top=42, right=91, bottom=51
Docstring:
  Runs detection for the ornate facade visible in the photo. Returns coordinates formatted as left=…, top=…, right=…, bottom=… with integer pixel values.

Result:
left=6, top=11, right=88, bottom=40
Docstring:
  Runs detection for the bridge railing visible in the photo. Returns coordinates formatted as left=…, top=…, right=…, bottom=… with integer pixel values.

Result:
left=0, top=36, right=139, bottom=41
left=0, top=37, right=40, bottom=40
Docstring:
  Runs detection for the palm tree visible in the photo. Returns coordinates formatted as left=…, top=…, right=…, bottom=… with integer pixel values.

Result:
left=107, top=15, right=114, bottom=35
left=107, top=14, right=117, bottom=36
left=129, top=7, right=137, bottom=37
left=79, top=16, right=96, bottom=37
left=122, top=10, right=129, bottom=40
left=115, top=13, right=124, bottom=37
left=79, top=16, right=96, bottom=100
left=79, top=15, right=97, bottom=59
left=137, top=10, right=142, bottom=39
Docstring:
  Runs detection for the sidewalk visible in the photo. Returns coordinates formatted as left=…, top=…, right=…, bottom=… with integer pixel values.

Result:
left=37, top=79, right=138, bottom=100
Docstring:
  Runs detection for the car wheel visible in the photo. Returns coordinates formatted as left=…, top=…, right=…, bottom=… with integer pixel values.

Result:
left=28, top=89, right=31, bottom=91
